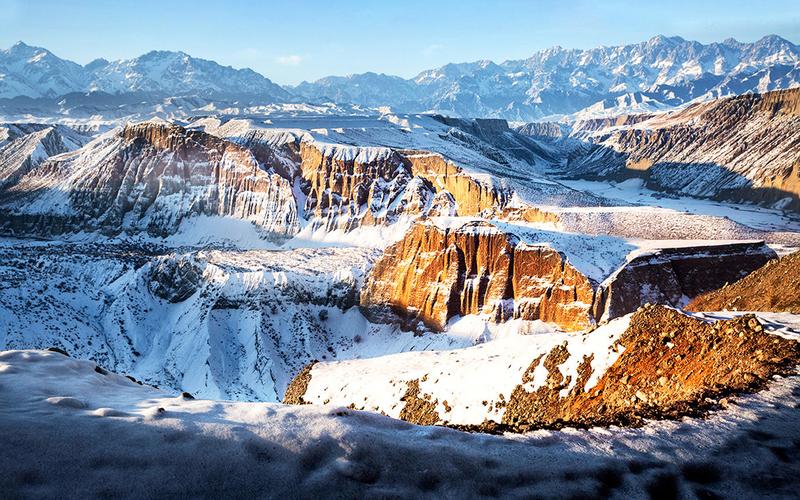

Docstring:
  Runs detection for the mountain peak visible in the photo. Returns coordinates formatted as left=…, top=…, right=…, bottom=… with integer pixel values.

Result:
left=755, top=34, right=794, bottom=46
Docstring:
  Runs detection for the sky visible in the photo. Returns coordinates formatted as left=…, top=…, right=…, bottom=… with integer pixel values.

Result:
left=0, top=0, right=798, bottom=85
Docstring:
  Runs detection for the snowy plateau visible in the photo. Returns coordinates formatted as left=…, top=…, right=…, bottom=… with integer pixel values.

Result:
left=1, top=34, right=800, bottom=499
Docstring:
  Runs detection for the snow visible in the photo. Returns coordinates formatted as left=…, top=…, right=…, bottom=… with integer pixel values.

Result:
left=3, top=348, right=800, bottom=498
left=560, top=177, right=800, bottom=235
left=303, top=314, right=634, bottom=424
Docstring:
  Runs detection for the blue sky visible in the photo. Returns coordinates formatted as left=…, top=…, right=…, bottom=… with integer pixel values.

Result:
left=1, top=0, right=798, bottom=85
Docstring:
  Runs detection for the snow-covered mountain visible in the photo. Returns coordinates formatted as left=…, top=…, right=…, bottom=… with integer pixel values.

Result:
left=88, top=50, right=291, bottom=99
left=1, top=35, right=799, bottom=120
left=293, top=35, right=800, bottom=120
left=0, top=42, right=289, bottom=101
left=0, top=42, right=88, bottom=98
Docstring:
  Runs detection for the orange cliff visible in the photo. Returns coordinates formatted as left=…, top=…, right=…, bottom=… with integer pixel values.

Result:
left=360, top=221, right=777, bottom=332
left=360, top=221, right=595, bottom=331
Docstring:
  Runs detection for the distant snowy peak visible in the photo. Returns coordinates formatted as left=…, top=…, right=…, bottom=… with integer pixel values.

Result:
left=0, top=43, right=289, bottom=101
left=1, top=35, right=799, bottom=119
left=0, top=42, right=88, bottom=99
left=291, top=34, right=800, bottom=121
left=88, top=50, right=290, bottom=99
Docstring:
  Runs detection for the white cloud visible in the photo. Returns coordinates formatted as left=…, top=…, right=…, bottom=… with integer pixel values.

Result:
left=276, top=54, right=303, bottom=66
left=422, top=44, right=445, bottom=57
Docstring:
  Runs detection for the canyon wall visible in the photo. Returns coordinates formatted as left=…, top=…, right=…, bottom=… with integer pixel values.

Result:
left=360, top=221, right=594, bottom=331
left=362, top=221, right=777, bottom=331
left=570, top=88, right=800, bottom=210
left=0, top=122, right=299, bottom=239
left=593, top=243, right=777, bottom=321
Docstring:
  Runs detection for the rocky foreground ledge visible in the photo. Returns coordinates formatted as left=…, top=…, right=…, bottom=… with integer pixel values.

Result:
left=285, top=305, right=800, bottom=432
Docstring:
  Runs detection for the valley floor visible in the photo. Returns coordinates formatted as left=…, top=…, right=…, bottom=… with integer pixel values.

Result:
left=2, top=349, right=799, bottom=499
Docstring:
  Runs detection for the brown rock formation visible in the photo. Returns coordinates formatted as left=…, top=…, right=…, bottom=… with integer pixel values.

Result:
left=571, top=88, right=800, bottom=210
left=404, top=152, right=511, bottom=215
left=299, top=142, right=424, bottom=231
left=286, top=306, right=800, bottom=433
left=362, top=222, right=777, bottom=331
left=283, top=361, right=317, bottom=405
left=499, top=305, right=800, bottom=432
left=1, top=122, right=299, bottom=239
left=361, top=221, right=594, bottom=331
left=593, top=243, right=777, bottom=321
left=687, top=251, right=800, bottom=313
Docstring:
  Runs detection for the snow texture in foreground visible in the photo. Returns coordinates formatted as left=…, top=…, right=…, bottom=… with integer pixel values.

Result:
left=1, top=349, right=799, bottom=499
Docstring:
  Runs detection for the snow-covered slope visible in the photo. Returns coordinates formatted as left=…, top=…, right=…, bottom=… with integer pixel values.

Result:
left=3, top=348, right=800, bottom=498
left=0, top=42, right=88, bottom=98
left=0, top=241, right=481, bottom=401
left=87, top=50, right=291, bottom=100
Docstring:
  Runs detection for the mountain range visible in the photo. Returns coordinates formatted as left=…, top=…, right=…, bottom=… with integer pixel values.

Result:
left=0, top=42, right=290, bottom=101
left=1, top=35, right=799, bottom=120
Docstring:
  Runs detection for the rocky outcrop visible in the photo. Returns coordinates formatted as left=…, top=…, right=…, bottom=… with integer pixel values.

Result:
left=593, top=243, right=777, bottom=321
left=515, top=122, right=568, bottom=139
left=0, top=125, right=89, bottom=190
left=147, top=256, right=202, bottom=303
left=361, top=221, right=596, bottom=331
left=568, top=88, right=800, bottom=210
left=285, top=305, right=800, bottom=432
left=687, top=251, right=800, bottom=313
left=0, top=122, right=299, bottom=239
left=297, top=142, right=515, bottom=232
left=404, top=153, right=511, bottom=216
left=499, top=305, right=800, bottom=431
left=299, top=142, right=432, bottom=232
left=362, top=221, right=778, bottom=331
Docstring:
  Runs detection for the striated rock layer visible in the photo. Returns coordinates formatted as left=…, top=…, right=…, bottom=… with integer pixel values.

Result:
left=593, top=242, right=777, bottom=321
left=361, top=221, right=776, bottom=331
left=568, top=88, right=800, bottom=210
left=361, top=221, right=594, bottom=331
left=0, top=122, right=299, bottom=239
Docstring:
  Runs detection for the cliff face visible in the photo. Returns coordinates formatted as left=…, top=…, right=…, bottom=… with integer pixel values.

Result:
left=361, top=221, right=596, bottom=331
left=296, top=144, right=515, bottom=232
left=285, top=305, right=800, bottom=432
left=687, top=250, right=800, bottom=314
left=362, top=221, right=778, bottom=331
left=0, top=122, right=299, bottom=239
left=0, top=127, right=69, bottom=190
left=570, top=88, right=800, bottom=210
left=593, top=243, right=777, bottom=321
left=405, top=153, right=511, bottom=216
left=299, top=142, right=433, bottom=232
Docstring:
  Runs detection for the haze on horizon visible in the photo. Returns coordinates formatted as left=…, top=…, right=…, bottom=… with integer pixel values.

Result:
left=0, top=0, right=798, bottom=85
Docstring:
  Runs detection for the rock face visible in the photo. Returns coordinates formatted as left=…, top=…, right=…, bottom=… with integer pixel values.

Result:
left=500, top=306, right=800, bottom=431
left=567, top=88, right=800, bottom=210
left=687, top=251, right=800, bottom=313
left=593, top=243, right=778, bottom=321
left=362, top=221, right=778, bottom=331
left=299, top=142, right=433, bottom=232
left=0, top=122, right=299, bottom=239
left=285, top=305, right=800, bottom=432
left=0, top=124, right=90, bottom=190
left=361, top=221, right=596, bottom=331
left=404, top=153, right=511, bottom=215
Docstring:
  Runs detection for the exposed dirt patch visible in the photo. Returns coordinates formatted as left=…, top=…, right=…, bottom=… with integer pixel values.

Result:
left=283, top=361, right=317, bottom=405
left=399, top=379, right=440, bottom=426
left=495, top=305, right=800, bottom=432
